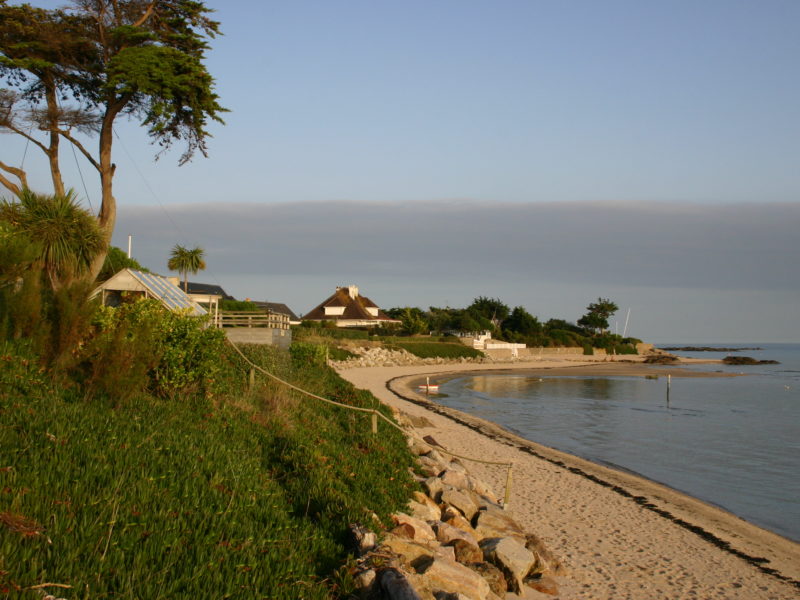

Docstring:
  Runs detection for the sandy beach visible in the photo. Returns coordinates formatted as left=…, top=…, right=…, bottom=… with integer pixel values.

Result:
left=337, top=359, right=800, bottom=599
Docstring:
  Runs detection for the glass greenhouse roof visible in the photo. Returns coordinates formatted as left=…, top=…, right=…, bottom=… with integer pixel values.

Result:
left=130, top=270, right=207, bottom=316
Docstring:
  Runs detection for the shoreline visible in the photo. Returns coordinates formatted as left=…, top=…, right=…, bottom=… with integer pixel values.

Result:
left=337, top=359, right=800, bottom=599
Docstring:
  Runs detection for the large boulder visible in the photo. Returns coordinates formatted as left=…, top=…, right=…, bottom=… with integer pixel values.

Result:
left=479, top=537, right=536, bottom=594
left=450, top=539, right=483, bottom=564
left=525, top=533, right=566, bottom=576
left=409, top=492, right=442, bottom=522
left=434, top=521, right=479, bottom=547
left=423, top=476, right=445, bottom=502
left=473, top=506, right=526, bottom=543
left=417, top=557, right=492, bottom=600
left=441, top=488, right=479, bottom=521
left=393, top=513, right=436, bottom=542
left=466, top=561, right=508, bottom=597
left=440, top=468, right=470, bottom=489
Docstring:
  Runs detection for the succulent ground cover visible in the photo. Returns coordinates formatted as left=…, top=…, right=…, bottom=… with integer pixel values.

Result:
left=0, top=342, right=417, bottom=598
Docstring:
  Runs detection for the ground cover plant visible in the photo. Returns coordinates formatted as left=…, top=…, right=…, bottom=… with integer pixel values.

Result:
left=0, top=333, right=416, bottom=598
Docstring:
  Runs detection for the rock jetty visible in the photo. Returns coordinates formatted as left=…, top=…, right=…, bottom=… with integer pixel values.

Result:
left=332, top=347, right=491, bottom=369
left=349, top=424, right=566, bottom=599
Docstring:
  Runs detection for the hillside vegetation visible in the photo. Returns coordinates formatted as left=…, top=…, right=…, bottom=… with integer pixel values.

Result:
left=0, top=332, right=416, bottom=598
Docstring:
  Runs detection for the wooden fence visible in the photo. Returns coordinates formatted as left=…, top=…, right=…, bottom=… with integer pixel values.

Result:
left=215, top=311, right=290, bottom=330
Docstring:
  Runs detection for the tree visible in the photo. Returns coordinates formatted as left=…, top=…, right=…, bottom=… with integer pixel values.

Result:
left=577, top=298, right=619, bottom=335
left=1, top=188, right=104, bottom=290
left=167, top=244, right=205, bottom=292
left=0, top=0, right=226, bottom=278
left=98, top=245, right=148, bottom=281
left=467, top=296, right=510, bottom=326
left=502, top=306, right=541, bottom=336
left=398, top=307, right=427, bottom=335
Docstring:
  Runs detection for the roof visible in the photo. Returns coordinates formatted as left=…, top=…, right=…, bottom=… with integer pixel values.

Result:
left=252, top=301, right=300, bottom=322
left=186, top=281, right=234, bottom=300
left=303, top=286, right=398, bottom=323
left=91, top=268, right=207, bottom=317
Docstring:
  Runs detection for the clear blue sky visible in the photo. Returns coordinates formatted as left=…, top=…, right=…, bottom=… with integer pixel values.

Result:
left=5, top=1, right=800, bottom=342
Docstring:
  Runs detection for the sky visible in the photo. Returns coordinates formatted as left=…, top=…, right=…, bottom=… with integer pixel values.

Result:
left=3, top=0, right=799, bottom=342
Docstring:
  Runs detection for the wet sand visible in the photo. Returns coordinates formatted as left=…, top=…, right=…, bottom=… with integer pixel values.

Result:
left=337, top=359, right=800, bottom=599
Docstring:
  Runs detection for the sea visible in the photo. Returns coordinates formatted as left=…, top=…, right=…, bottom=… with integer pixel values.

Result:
left=434, top=343, right=800, bottom=542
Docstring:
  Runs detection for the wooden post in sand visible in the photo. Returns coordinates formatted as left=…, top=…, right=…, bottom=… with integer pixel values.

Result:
left=371, top=411, right=378, bottom=435
left=426, top=376, right=430, bottom=396
left=504, top=464, right=513, bottom=508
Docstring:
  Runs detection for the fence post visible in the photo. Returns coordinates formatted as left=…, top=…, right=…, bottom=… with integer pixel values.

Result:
left=503, top=464, right=513, bottom=509
left=371, top=411, right=378, bottom=435
left=249, top=368, right=255, bottom=389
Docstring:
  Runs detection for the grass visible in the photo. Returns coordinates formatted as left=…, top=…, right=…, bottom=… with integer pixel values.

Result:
left=0, top=342, right=417, bottom=598
left=387, top=341, right=483, bottom=359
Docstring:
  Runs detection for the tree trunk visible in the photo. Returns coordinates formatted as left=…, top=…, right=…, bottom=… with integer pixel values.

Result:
left=44, top=80, right=65, bottom=197
left=87, top=102, right=122, bottom=282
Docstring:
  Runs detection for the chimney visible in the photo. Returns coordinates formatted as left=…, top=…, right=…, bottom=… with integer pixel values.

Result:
left=347, top=285, right=359, bottom=299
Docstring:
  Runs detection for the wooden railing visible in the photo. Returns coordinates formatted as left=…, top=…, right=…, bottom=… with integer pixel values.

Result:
left=215, top=311, right=290, bottom=330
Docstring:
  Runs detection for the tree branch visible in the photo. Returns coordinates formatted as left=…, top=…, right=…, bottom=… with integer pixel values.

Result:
left=0, top=171, right=22, bottom=197
left=0, top=160, right=29, bottom=188
left=56, top=129, right=101, bottom=172
left=1, top=121, right=49, bottom=156
left=133, top=2, right=156, bottom=27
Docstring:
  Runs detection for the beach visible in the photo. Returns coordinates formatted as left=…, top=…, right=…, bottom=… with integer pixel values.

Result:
left=337, top=359, right=800, bottom=599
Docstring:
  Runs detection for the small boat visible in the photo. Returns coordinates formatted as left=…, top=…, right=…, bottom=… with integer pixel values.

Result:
left=418, top=384, right=439, bottom=393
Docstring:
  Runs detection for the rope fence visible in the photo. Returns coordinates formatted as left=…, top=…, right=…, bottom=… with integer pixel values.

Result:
left=225, top=340, right=515, bottom=507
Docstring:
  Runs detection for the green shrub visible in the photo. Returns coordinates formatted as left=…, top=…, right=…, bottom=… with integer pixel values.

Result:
left=85, top=299, right=226, bottom=399
left=293, top=326, right=370, bottom=341
left=219, top=298, right=260, bottom=311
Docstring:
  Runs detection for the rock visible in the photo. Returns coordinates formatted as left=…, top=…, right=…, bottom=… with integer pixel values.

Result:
left=440, top=469, right=470, bottom=489
left=393, top=513, right=436, bottom=542
left=418, top=456, right=444, bottom=477
left=354, top=568, right=376, bottom=593
left=417, top=557, right=491, bottom=600
left=451, top=539, right=483, bottom=564
left=480, top=537, right=536, bottom=594
left=525, top=534, right=566, bottom=576
left=441, top=488, right=479, bottom=521
left=435, top=544, right=456, bottom=562
left=442, top=509, right=476, bottom=536
left=409, top=437, right=433, bottom=456
left=423, top=477, right=445, bottom=502
left=525, top=574, right=559, bottom=596
left=392, top=523, right=417, bottom=539
left=349, top=523, right=377, bottom=553
left=427, top=449, right=447, bottom=464
left=466, top=561, right=508, bottom=597
left=445, top=459, right=468, bottom=473
left=380, top=568, right=426, bottom=600
left=408, top=500, right=442, bottom=521
left=466, top=476, right=499, bottom=505
left=433, top=521, right=479, bottom=547
left=473, top=507, right=526, bottom=542
left=379, top=534, right=437, bottom=568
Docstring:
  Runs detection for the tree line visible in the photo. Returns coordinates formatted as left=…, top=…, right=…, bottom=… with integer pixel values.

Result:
left=385, top=296, right=640, bottom=353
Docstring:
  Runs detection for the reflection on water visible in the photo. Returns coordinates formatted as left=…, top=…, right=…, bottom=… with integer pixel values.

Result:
left=438, top=371, right=800, bottom=542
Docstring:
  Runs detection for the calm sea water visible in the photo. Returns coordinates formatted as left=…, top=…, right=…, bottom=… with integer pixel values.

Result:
left=436, top=343, right=800, bottom=541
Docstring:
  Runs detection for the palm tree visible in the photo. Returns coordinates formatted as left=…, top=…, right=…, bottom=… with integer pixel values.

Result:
left=0, top=189, right=104, bottom=290
left=167, top=244, right=206, bottom=292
